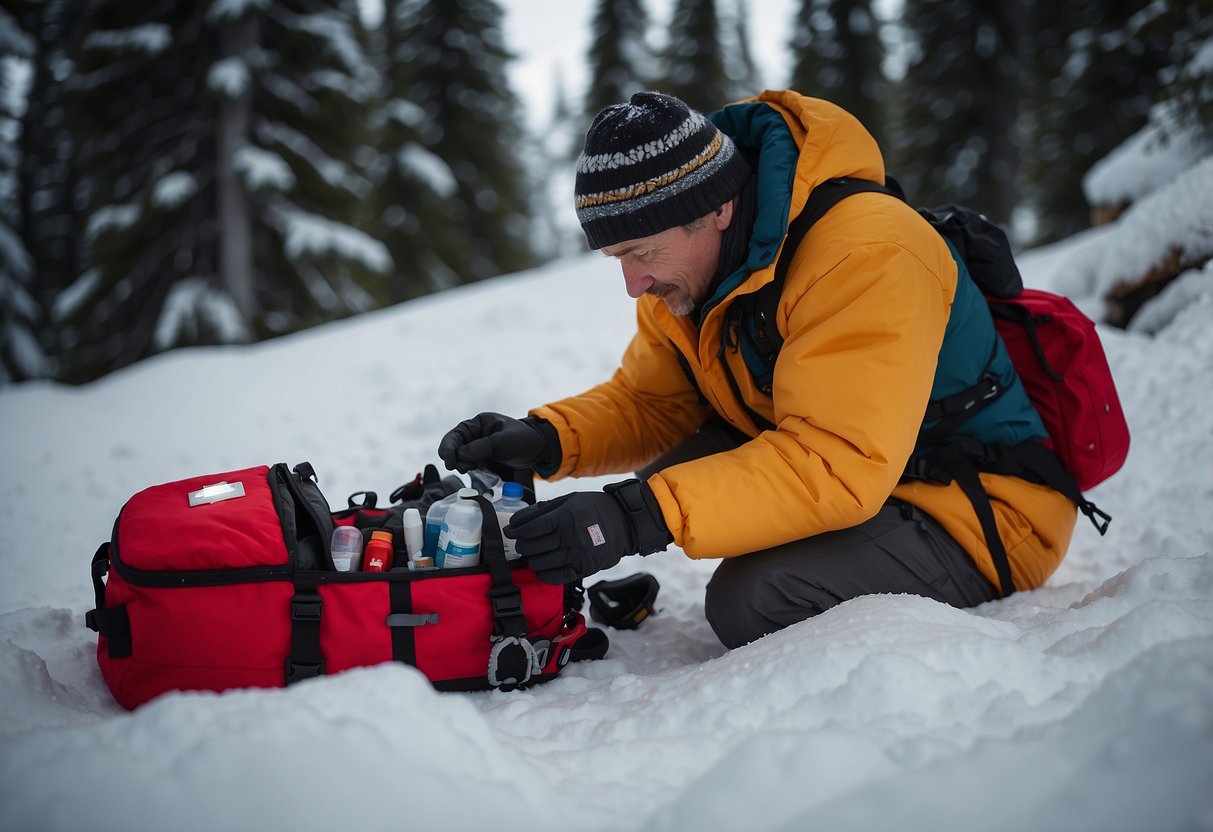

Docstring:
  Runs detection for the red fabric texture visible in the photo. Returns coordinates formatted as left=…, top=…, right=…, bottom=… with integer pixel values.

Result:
left=117, top=465, right=289, bottom=571
left=98, top=569, right=295, bottom=710
left=994, top=289, right=1131, bottom=491
left=412, top=570, right=566, bottom=681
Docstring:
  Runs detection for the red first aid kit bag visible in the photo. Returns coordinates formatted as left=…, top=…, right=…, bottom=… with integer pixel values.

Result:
left=85, top=462, right=608, bottom=710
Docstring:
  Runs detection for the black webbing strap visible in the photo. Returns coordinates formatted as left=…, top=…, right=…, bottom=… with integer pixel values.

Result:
left=905, top=441, right=1016, bottom=597
left=470, top=494, right=536, bottom=689
left=388, top=580, right=417, bottom=667
left=773, top=178, right=894, bottom=292
left=285, top=575, right=324, bottom=684
left=989, top=301, right=1064, bottom=381
left=949, top=457, right=1017, bottom=598
left=472, top=495, right=524, bottom=640
left=84, top=543, right=133, bottom=658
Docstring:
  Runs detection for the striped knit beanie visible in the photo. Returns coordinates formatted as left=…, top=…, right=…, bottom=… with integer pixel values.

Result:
left=574, top=92, right=751, bottom=250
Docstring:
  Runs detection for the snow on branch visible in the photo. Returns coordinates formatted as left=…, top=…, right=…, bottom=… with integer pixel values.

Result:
left=207, top=57, right=250, bottom=99
left=83, top=25, right=173, bottom=57
left=85, top=204, right=141, bottom=244
left=0, top=221, right=32, bottom=284
left=206, top=0, right=271, bottom=24
left=286, top=11, right=373, bottom=80
left=154, top=276, right=251, bottom=349
left=52, top=269, right=101, bottom=322
left=276, top=206, right=392, bottom=274
left=0, top=10, right=36, bottom=58
left=397, top=145, right=457, bottom=198
left=233, top=145, right=295, bottom=191
left=257, top=121, right=369, bottom=197
left=151, top=172, right=198, bottom=210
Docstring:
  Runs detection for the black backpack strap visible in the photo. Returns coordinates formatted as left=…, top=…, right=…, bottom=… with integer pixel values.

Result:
left=752, top=177, right=898, bottom=360
left=906, top=436, right=1114, bottom=599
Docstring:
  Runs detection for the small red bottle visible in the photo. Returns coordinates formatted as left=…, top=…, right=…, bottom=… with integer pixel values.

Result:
left=363, top=530, right=393, bottom=573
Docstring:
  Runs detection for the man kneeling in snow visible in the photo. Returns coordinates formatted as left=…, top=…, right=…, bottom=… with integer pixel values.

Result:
left=439, top=91, right=1077, bottom=648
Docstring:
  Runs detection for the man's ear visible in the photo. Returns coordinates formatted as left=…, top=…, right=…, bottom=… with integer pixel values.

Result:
left=712, top=197, right=735, bottom=231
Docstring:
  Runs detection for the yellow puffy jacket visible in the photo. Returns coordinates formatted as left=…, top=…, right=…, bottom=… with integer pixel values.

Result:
left=533, top=91, right=1076, bottom=593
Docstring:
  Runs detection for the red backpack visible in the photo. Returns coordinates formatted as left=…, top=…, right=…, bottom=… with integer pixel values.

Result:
left=989, top=289, right=1130, bottom=492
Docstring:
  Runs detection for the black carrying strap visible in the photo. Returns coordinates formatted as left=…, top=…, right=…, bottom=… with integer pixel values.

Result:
left=285, top=574, right=323, bottom=684
left=84, top=542, right=132, bottom=658
left=472, top=494, right=536, bottom=690
left=907, top=436, right=1113, bottom=599
left=908, top=444, right=1017, bottom=597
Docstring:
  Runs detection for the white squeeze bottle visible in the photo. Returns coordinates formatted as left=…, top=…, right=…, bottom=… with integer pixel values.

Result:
left=493, top=481, right=528, bottom=560
left=402, top=508, right=424, bottom=560
left=436, top=488, right=482, bottom=568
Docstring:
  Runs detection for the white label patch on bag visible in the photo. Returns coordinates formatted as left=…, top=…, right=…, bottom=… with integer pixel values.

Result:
left=587, top=524, right=606, bottom=547
left=187, top=481, right=246, bottom=507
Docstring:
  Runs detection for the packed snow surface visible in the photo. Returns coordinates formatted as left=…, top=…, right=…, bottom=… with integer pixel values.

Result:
left=1, top=237, right=1211, bottom=829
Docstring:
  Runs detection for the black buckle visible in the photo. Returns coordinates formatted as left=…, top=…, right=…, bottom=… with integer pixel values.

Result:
left=487, top=636, right=536, bottom=689
left=903, top=457, right=951, bottom=485
left=285, top=660, right=324, bottom=681
left=291, top=594, right=322, bottom=621
left=488, top=585, right=523, bottom=621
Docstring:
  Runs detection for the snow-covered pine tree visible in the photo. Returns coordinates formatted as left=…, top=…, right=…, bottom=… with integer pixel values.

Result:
left=887, top=0, right=1025, bottom=227
left=369, top=0, right=469, bottom=298
left=388, top=0, right=535, bottom=284
left=788, top=0, right=888, bottom=148
left=660, top=0, right=732, bottom=114
left=0, top=6, right=45, bottom=383
left=584, top=0, right=651, bottom=122
left=1021, top=0, right=1171, bottom=244
left=62, top=0, right=389, bottom=383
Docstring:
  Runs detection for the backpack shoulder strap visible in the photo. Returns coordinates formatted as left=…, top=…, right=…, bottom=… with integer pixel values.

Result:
left=751, top=178, right=897, bottom=361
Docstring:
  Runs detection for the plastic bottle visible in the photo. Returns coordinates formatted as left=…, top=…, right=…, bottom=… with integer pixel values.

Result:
left=493, top=481, right=528, bottom=560
left=402, top=508, right=424, bottom=561
left=330, top=526, right=363, bottom=572
left=423, top=491, right=462, bottom=558
left=436, top=489, right=482, bottom=568
left=363, top=530, right=393, bottom=573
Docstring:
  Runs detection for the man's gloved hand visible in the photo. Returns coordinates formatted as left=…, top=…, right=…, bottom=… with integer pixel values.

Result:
left=437, top=412, right=559, bottom=474
left=506, top=479, right=672, bottom=585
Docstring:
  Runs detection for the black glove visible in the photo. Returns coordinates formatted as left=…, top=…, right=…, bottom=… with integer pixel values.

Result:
left=437, top=412, right=560, bottom=474
left=505, top=479, right=672, bottom=585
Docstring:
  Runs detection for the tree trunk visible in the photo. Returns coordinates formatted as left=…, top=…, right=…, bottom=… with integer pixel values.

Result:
left=216, top=16, right=256, bottom=335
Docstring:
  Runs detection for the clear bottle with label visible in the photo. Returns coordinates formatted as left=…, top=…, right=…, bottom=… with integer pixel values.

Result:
left=423, top=491, right=462, bottom=558
left=436, top=488, right=482, bottom=568
left=330, top=526, right=363, bottom=572
left=493, top=481, right=528, bottom=560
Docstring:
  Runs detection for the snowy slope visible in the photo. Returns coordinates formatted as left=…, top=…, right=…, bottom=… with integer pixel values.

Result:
left=2, top=236, right=1212, bottom=829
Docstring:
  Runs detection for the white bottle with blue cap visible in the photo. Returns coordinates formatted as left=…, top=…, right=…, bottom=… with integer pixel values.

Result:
left=493, top=481, right=528, bottom=560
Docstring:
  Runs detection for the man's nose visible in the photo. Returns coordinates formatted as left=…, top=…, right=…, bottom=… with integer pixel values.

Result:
left=621, top=262, right=654, bottom=299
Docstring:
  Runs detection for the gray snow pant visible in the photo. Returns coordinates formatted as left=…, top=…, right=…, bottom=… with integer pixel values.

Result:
left=638, top=419, right=999, bottom=649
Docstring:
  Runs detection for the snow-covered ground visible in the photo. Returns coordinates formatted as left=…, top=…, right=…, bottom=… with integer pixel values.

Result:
left=2, top=207, right=1212, bottom=828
